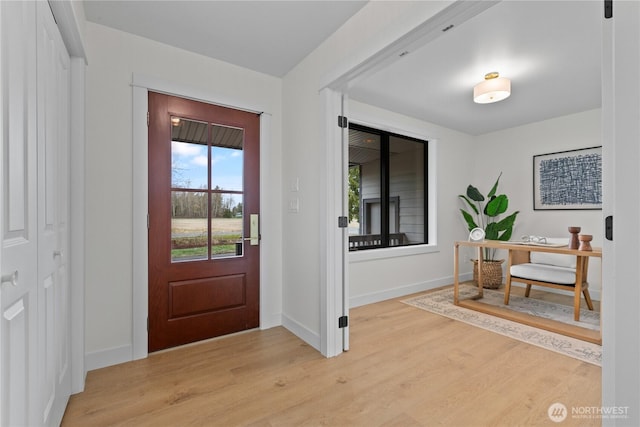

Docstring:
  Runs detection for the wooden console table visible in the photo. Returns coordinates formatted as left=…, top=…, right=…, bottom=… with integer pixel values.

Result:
left=453, top=240, right=602, bottom=344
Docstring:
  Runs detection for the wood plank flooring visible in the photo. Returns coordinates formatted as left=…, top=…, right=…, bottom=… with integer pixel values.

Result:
left=62, top=286, right=601, bottom=426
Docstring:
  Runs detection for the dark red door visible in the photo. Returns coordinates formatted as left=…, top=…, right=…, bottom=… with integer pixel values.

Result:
left=148, top=92, right=260, bottom=352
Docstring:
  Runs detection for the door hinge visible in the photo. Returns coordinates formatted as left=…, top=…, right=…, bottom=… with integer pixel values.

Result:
left=604, top=0, right=612, bottom=18
left=147, top=317, right=149, bottom=332
left=338, top=316, right=348, bottom=328
left=338, top=216, right=348, bottom=228
left=338, top=115, right=348, bottom=128
left=147, top=111, right=150, bottom=126
left=147, top=213, right=150, bottom=229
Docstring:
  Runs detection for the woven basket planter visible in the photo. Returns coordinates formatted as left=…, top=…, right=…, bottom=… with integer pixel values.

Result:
left=471, top=259, right=504, bottom=289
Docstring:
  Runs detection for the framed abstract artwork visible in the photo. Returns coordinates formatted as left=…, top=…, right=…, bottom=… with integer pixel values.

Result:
left=533, top=146, right=602, bottom=210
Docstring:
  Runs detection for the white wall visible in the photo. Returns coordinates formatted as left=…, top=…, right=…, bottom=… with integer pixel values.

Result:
left=281, top=0, right=455, bottom=351
left=84, top=22, right=283, bottom=365
left=474, top=108, right=603, bottom=295
left=347, top=100, right=475, bottom=307
left=346, top=107, right=603, bottom=304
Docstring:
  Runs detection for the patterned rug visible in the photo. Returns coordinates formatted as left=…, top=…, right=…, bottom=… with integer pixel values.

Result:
left=402, top=284, right=602, bottom=366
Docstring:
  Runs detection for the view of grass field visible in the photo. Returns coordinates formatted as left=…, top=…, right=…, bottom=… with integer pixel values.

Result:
left=171, top=218, right=243, bottom=261
left=172, top=218, right=243, bottom=233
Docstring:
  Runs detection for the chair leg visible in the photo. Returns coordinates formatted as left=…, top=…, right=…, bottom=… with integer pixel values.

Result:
left=583, top=289, right=594, bottom=311
left=524, top=284, right=532, bottom=297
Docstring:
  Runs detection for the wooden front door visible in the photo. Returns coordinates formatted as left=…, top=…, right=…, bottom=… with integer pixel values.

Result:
left=148, top=92, right=260, bottom=352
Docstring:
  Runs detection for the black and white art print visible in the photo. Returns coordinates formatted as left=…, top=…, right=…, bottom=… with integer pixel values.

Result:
left=533, top=146, right=602, bottom=210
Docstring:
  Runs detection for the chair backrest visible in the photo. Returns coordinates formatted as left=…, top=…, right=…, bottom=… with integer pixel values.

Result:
left=529, top=237, right=576, bottom=269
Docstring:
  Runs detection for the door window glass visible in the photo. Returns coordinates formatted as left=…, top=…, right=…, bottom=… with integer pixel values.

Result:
left=170, top=118, right=244, bottom=262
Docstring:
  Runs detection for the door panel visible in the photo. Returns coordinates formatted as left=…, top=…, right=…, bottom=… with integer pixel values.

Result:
left=148, top=92, right=260, bottom=352
left=4, top=299, right=28, bottom=424
left=36, top=1, right=71, bottom=424
left=169, top=275, right=246, bottom=318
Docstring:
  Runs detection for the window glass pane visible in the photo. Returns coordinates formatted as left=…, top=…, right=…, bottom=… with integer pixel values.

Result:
left=211, top=192, right=243, bottom=258
left=348, top=165, right=361, bottom=235
left=171, top=191, right=208, bottom=262
left=211, top=124, right=243, bottom=192
left=348, top=124, right=428, bottom=251
left=171, top=117, right=208, bottom=189
left=389, top=136, right=425, bottom=245
left=348, top=129, right=381, bottom=250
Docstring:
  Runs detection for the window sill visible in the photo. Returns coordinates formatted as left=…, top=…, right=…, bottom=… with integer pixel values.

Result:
left=348, top=244, right=439, bottom=263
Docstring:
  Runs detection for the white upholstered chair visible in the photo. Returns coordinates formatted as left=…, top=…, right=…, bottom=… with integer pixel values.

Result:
left=503, top=238, right=594, bottom=321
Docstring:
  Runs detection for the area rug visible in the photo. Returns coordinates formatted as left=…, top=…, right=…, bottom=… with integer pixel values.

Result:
left=402, top=284, right=602, bottom=366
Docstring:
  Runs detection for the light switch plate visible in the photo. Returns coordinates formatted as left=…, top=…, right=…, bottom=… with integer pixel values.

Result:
left=288, top=198, right=299, bottom=213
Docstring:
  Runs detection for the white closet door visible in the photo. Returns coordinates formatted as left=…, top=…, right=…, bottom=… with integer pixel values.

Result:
left=36, top=1, right=72, bottom=425
left=0, top=1, right=39, bottom=425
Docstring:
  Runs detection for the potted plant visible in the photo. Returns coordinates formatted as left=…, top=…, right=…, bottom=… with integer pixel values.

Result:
left=459, top=173, right=519, bottom=288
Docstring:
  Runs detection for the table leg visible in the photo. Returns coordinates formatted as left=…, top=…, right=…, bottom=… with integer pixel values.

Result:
left=574, top=256, right=584, bottom=321
left=454, top=243, right=460, bottom=304
left=475, top=245, right=484, bottom=299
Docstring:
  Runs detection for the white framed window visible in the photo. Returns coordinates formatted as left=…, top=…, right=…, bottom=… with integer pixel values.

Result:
left=348, top=123, right=428, bottom=251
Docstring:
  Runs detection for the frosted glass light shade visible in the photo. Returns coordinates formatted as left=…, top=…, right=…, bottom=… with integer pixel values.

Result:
left=473, top=76, right=511, bottom=104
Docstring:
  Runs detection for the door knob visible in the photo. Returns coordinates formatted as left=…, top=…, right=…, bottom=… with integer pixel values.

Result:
left=53, top=250, right=63, bottom=259
left=1, top=270, right=18, bottom=287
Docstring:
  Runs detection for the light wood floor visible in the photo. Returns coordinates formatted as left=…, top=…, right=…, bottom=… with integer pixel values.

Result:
left=62, top=286, right=601, bottom=426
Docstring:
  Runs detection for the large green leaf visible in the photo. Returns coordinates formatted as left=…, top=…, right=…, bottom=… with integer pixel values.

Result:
left=494, top=211, right=519, bottom=231
left=458, top=195, right=479, bottom=215
left=466, top=185, right=484, bottom=202
left=485, top=211, right=519, bottom=241
left=484, top=222, right=499, bottom=240
left=498, top=225, right=514, bottom=241
left=485, top=194, right=508, bottom=217
left=487, top=172, right=502, bottom=198
left=460, top=209, right=478, bottom=231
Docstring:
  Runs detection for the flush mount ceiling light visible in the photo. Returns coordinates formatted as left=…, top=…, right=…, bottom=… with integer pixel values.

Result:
left=473, top=72, right=511, bottom=104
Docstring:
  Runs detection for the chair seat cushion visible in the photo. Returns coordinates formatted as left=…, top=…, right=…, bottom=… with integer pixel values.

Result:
left=510, top=263, right=577, bottom=285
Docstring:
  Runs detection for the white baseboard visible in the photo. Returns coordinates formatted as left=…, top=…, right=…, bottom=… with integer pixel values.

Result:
left=85, top=344, right=133, bottom=372
left=281, top=313, right=321, bottom=351
left=349, top=273, right=474, bottom=308
left=260, top=312, right=282, bottom=330
left=84, top=277, right=597, bottom=374
left=86, top=313, right=282, bottom=373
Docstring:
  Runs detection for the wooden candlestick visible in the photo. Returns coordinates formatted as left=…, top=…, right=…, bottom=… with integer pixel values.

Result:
left=568, top=226, right=581, bottom=249
left=578, top=234, right=593, bottom=251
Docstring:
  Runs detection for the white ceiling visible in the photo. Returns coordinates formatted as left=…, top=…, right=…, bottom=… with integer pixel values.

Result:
left=82, top=0, right=367, bottom=77
left=83, top=0, right=603, bottom=136
left=349, top=1, right=603, bottom=135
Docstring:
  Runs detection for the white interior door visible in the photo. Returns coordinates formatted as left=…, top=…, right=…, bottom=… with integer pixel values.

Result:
left=36, top=1, right=72, bottom=424
left=0, top=1, right=39, bottom=425
left=601, top=1, right=640, bottom=422
left=340, top=94, right=349, bottom=352
left=0, top=1, right=72, bottom=425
